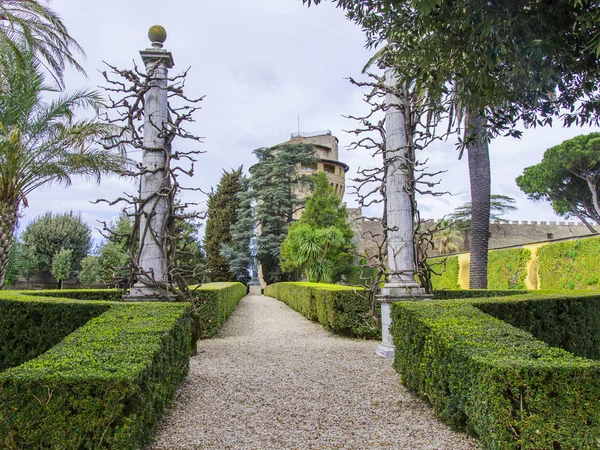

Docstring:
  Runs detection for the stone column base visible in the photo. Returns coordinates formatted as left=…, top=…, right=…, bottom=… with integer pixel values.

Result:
left=125, top=285, right=174, bottom=302
left=375, top=281, right=431, bottom=359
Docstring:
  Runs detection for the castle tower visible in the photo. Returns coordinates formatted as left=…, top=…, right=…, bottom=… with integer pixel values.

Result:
left=275, top=130, right=349, bottom=219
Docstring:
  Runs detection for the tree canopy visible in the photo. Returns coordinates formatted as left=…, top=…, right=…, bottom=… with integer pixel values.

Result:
left=280, top=172, right=355, bottom=282
left=223, top=143, right=317, bottom=285
left=21, top=211, right=92, bottom=274
left=204, top=167, right=243, bottom=282
left=516, top=132, right=600, bottom=232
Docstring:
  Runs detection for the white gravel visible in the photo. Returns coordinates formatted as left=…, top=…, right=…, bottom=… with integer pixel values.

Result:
left=149, top=295, right=480, bottom=449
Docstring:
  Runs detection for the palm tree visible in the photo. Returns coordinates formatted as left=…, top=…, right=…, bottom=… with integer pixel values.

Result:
left=280, top=223, right=345, bottom=283
left=433, top=219, right=464, bottom=255
left=0, top=48, right=126, bottom=285
left=0, top=0, right=84, bottom=86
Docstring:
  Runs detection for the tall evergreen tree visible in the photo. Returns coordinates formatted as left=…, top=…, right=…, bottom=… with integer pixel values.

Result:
left=204, top=167, right=243, bottom=282
left=223, top=143, right=317, bottom=285
left=282, top=171, right=355, bottom=282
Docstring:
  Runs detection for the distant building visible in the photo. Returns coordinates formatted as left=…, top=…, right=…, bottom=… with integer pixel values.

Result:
left=275, top=131, right=349, bottom=218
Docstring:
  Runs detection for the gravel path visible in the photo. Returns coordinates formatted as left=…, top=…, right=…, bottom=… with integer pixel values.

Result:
left=150, top=295, right=479, bottom=449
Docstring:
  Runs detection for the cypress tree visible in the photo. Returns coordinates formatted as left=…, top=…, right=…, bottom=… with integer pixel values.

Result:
left=204, top=167, right=243, bottom=281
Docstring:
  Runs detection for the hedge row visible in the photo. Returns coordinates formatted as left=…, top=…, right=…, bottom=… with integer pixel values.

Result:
left=192, top=282, right=247, bottom=338
left=265, top=282, right=379, bottom=338
left=432, top=289, right=528, bottom=300
left=0, top=294, right=110, bottom=371
left=391, top=293, right=600, bottom=449
left=537, top=235, right=600, bottom=290
left=23, top=282, right=247, bottom=339
left=476, top=291, right=600, bottom=360
left=0, top=294, right=191, bottom=449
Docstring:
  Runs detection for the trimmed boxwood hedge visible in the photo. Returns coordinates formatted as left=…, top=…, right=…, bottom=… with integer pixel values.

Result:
left=537, top=236, right=600, bottom=290
left=0, top=294, right=110, bottom=371
left=475, top=292, right=600, bottom=360
left=432, top=289, right=529, bottom=300
left=265, top=282, right=380, bottom=338
left=0, top=293, right=191, bottom=449
left=391, top=293, right=600, bottom=449
left=22, top=288, right=124, bottom=301
left=192, top=282, right=246, bottom=338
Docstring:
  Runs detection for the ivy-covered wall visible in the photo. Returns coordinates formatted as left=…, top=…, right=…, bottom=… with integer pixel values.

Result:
left=537, top=235, right=600, bottom=290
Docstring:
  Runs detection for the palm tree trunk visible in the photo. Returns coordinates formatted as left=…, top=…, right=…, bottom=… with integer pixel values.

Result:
left=466, top=110, right=491, bottom=289
left=0, top=198, right=19, bottom=287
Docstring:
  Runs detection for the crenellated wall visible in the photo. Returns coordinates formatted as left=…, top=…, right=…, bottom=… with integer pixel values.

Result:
left=347, top=207, right=597, bottom=258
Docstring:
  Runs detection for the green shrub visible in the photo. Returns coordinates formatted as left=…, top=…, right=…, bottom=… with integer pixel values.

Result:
left=428, top=256, right=460, bottom=290
left=475, top=291, right=600, bottom=360
left=23, top=288, right=123, bottom=301
left=0, top=297, right=190, bottom=449
left=538, top=236, right=600, bottom=290
left=193, top=282, right=246, bottom=338
left=391, top=294, right=600, bottom=449
left=487, top=248, right=531, bottom=289
left=265, top=282, right=379, bottom=338
left=432, top=289, right=529, bottom=300
left=0, top=294, right=110, bottom=371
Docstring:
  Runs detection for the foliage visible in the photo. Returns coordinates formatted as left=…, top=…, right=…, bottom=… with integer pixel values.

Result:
left=224, top=144, right=317, bottom=285
left=50, top=248, right=72, bottom=288
left=391, top=293, right=600, bottom=449
left=427, top=256, right=461, bottom=290
left=3, top=240, right=21, bottom=287
left=537, top=235, right=600, bottom=290
left=476, top=293, right=600, bottom=360
left=16, top=241, right=39, bottom=287
left=192, top=282, right=247, bottom=338
left=281, top=172, right=355, bottom=282
left=77, top=255, right=100, bottom=286
left=21, top=211, right=92, bottom=274
left=517, top=133, right=600, bottom=231
left=220, top=177, right=254, bottom=284
left=172, top=206, right=206, bottom=284
left=0, top=293, right=109, bottom=371
left=265, top=282, right=380, bottom=338
left=204, top=167, right=243, bottom=282
left=23, top=288, right=123, bottom=301
left=281, top=224, right=345, bottom=283
left=450, top=195, right=517, bottom=228
left=97, top=213, right=133, bottom=286
left=0, top=294, right=190, bottom=449
left=0, top=0, right=84, bottom=87
left=431, top=219, right=464, bottom=254
left=487, top=248, right=531, bottom=290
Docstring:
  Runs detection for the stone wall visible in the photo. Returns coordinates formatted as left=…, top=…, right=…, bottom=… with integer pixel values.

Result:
left=347, top=207, right=597, bottom=257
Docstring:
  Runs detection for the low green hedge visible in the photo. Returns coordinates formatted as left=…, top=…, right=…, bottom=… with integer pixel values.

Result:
left=0, top=294, right=191, bottom=449
left=192, top=282, right=246, bottom=338
left=476, top=291, right=600, bottom=360
left=22, top=288, right=123, bottom=301
left=0, top=294, right=110, bottom=371
left=538, top=236, right=600, bottom=290
left=391, top=293, right=600, bottom=449
left=428, top=256, right=460, bottom=290
left=432, top=289, right=529, bottom=300
left=265, top=282, right=379, bottom=338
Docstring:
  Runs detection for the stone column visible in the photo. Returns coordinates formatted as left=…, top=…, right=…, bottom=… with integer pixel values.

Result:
left=376, top=68, right=428, bottom=358
left=127, top=26, right=175, bottom=301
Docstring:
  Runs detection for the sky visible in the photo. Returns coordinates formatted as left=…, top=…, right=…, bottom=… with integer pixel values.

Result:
left=20, top=0, right=600, bottom=244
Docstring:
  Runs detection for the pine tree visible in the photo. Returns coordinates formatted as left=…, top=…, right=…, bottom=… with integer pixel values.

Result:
left=204, top=167, right=243, bottom=282
left=223, top=143, right=317, bottom=285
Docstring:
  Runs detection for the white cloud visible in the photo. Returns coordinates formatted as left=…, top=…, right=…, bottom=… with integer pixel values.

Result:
left=19, top=0, right=600, bottom=242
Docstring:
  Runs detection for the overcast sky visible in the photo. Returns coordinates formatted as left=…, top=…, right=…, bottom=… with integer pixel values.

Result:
left=21, top=0, right=599, bottom=244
